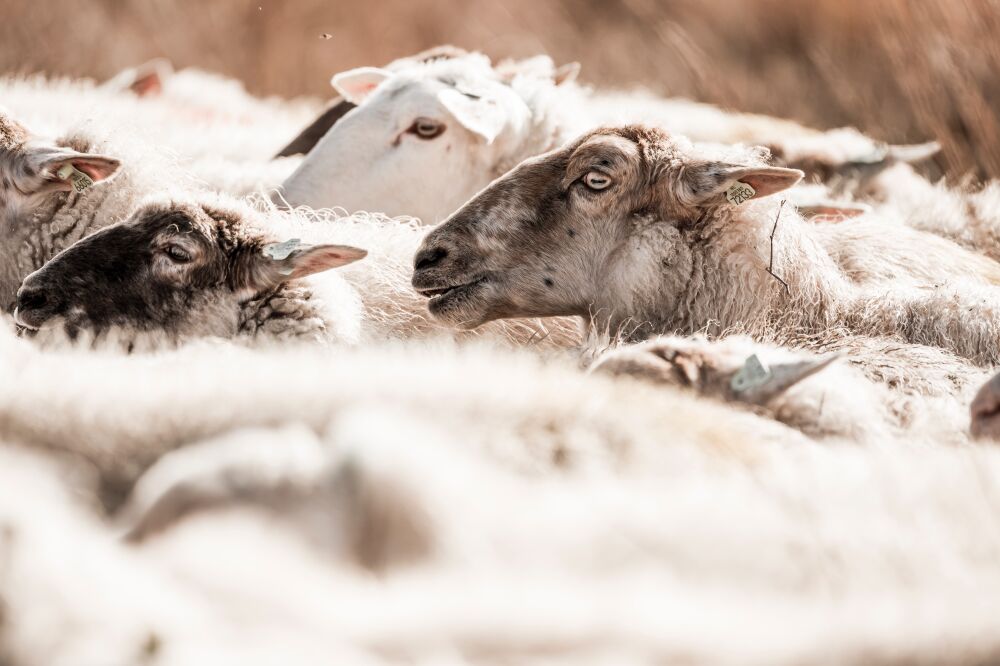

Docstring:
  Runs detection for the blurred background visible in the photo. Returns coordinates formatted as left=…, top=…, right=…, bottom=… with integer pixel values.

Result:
left=3, top=0, right=999, bottom=179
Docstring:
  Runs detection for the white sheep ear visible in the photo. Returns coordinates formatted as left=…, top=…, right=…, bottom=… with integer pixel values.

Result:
left=261, top=239, right=368, bottom=282
left=437, top=88, right=507, bottom=144
left=331, top=67, right=392, bottom=104
left=679, top=162, right=803, bottom=207
left=28, top=150, right=122, bottom=194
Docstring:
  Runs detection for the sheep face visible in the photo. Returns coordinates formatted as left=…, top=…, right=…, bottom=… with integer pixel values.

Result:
left=412, top=125, right=801, bottom=331
left=278, top=55, right=533, bottom=224
left=0, top=110, right=120, bottom=234
left=14, top=199, right=366, bottom=339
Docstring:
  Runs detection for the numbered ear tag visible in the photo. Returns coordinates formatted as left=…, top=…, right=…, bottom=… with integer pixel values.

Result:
left=57, top=164, right=94, bottom=193
left=726, top=181, right=756, bottom=206
left=730, top=354, right=771, bottom=393
left=263, top=238, right=302, bottom=261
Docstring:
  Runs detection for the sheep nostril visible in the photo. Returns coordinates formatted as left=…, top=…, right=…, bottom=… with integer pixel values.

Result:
left=17, top=288, right=48, bottom=312
left=414, top=247, right=448, bottom=271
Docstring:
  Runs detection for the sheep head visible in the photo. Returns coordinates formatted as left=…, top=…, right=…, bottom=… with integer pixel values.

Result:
left=411, top=125, right=802, bottom=333
left=14, top=197, right=366, bottom=340
left=277, top=52, right=540, bottom=224
left=0, top=110, right=120, bottom=228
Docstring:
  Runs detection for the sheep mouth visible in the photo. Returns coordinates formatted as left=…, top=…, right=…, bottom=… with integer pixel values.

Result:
left=12, top=308, right=40, bottom=332
left=416, top=276, right=487, bottom=303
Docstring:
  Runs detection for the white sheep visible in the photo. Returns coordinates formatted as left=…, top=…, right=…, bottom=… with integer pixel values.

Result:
left=0, top=71, right=312, bottom=197
left=411, top=125, right=1000, bottom=371
left=5, top=321, right=1000, bottom=663
left=277, top=50, right=937, bottom=224
left=590, top=334, right=980, bottom=445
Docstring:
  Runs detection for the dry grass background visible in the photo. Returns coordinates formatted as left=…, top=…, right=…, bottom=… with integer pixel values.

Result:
left=2, top=0, right=1000, bottom=179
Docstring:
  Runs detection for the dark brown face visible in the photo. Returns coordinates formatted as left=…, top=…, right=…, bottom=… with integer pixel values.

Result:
left=14, top=200, right=367, bottom=339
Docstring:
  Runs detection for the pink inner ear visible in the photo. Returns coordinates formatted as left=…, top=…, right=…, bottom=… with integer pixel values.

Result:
left=72, top=157, right=122, bottom=183
left=129, top=71, right=163, bottom=97
left=287, top=245, right=368, bottom=280
left=735, top=168, right=804, bottom=198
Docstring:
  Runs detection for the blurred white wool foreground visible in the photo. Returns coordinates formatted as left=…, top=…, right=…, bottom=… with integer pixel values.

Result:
left=2, top=324, right=1000, bottom=665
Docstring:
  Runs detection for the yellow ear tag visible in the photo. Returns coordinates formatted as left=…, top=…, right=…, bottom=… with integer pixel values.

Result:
left=56, top=164, right=94, bottom=193
left=726, top=181, right=756, bottom=206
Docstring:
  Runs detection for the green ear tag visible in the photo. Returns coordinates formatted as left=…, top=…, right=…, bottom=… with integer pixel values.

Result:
left=730, top=354, right=771, bottom=394
left=57, top=164, right=94, bottom=193
left=263, top=238, right=302, bottom=261
left=726, top=181, right=756, bottom=206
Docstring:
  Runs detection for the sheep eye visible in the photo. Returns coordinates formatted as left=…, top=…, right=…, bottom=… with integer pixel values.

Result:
left=163, top=245, right=193, bottom=263
left=409, top=118, right=445, bottom=140
left=582, top=171, right=612, bottom=191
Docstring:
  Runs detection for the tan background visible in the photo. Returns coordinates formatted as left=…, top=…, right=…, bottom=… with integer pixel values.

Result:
left=3, top=0, right=999, bottom=178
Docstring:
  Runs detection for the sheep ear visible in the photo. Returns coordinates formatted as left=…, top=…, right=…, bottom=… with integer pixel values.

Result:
left=680, top=163, right=803, bottom=207
left=27, top=150, right=122, bottom=194
left=331, top=67, right=391, bottom=104
left=730, top=354, right=839, bottom=405
left=280, top=243, right=368, bottom=280
left=254, top=238, right=367, bottom=288
left=554, top=61, right=581, bottom=85
left=104, top=58, right=172, bottom=97
left=438, top=88, right=507, bottom=144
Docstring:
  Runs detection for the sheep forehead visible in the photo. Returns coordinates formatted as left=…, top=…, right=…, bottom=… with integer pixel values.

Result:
left=370, top=77, right=447, bottom=116
left=569, top=134, right=643, bottom=172
left=127, top=202, right=216, bottom=247
left=416, top=52, right=495, bottom=80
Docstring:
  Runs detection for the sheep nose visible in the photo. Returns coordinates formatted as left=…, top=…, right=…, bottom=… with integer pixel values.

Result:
left=17, top=286, right=48, bottom=312
left=14, top=284, right=60, bottom=330
left=414, top=246, right=448, bottom=271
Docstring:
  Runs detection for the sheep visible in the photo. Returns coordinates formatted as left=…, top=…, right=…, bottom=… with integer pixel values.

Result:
left=0, top=109, right=129, bottom=310
left=7, top=321, right=1000, bottom=662
left=411, top=125, right=1000, bottom=371
left=590, top=334, right=979, bottom=445
left=0, top=104, right=327, bottom=327
left=122, top=335, right=985, bottom=550
left=276, top=49, right=937, bottom=224
left=0, top=316, right=800, bottom=509
left=0, top=71, right=314, bottom=197
left=273, top=44, right=470, bottom=158
left=13, top=194, right=367, bottom=346
left=1, top=68, right=317, bottom=164
left=852, top=164, right=1000, bottom=263
left=14, top=193, right=583, bottom=349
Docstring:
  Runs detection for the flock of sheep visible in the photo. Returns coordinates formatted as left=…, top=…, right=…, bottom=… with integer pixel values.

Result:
left=4, top=46, right=1000, bottom=664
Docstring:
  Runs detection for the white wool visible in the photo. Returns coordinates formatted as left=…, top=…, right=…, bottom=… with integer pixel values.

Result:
left=0, top=70, right=318, bottom=162
left=0, top=71, right=316, bottom=196
left=867, top=163, right=1000, bottom=262
left=2, top=326, right=1000, bottom=662
left=590, top=334, right=976, bottom=445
